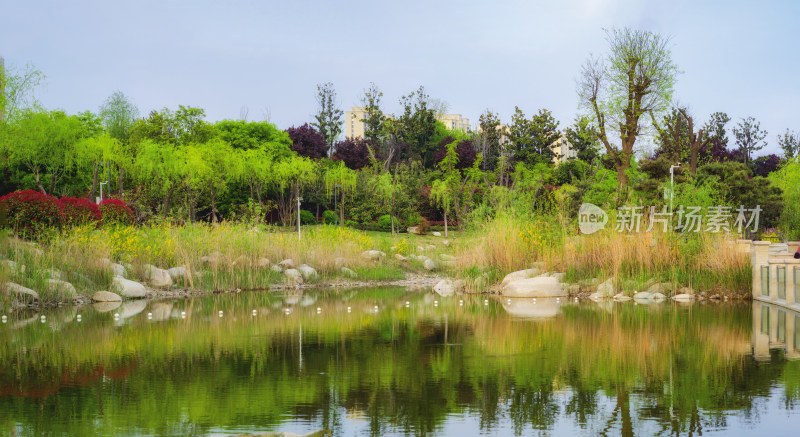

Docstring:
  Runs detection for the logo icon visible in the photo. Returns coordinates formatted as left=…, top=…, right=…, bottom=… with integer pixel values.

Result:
left=578, top=203, right=607, bottom=234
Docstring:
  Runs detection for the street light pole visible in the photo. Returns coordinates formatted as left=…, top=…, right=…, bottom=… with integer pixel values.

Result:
left=99, top=181, right=108, bottom=203
left=669, top=164, right=680, bottom=212
left=297, top=195, right=303, bottom=240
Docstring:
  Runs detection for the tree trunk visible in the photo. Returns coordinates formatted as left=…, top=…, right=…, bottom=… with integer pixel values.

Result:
left=118, top=166, right=125, bottom=199
left=162, top=185, right=174, bottom=219
left=88, top=161, right=99, bottom=202
left=34, top=168, right=46, bottom=194
left=444, top=210, right=448, bottom=238
left=49, top=172, right=56, bottom=195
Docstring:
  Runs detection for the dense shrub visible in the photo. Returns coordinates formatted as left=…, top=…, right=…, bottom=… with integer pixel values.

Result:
left=322, top=210, right=339, bottom=225
left=0, top=190, right=63, bottom=239
left=299, top=209, right=317, bottom=225
left=99, top=198, right=135, bottom=226
left=57, top=197, right=102, bottom=226
left=377, top=214, right=402, bottom=232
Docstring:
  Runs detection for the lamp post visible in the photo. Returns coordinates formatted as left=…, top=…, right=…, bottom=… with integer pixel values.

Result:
left=669, top=164, right=680, bottom=212
left=99, top=181, right=108, bottom=204
left=297, top=195, right=303, bottom=240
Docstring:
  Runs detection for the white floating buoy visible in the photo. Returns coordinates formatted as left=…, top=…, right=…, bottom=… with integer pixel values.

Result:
left=113, top=313, right=119, bottom=318
left=147, top=312, right=153, bottom=319
left=484, top=299, right=488, bottom=306
left=76, top=314, right=82, bottom=322
left=2, top=315, right=7, bottom=323
left=347, top=306, right=351, bottom=312
left=219, top=310, right=223, bottom=317
left=252, top=309, right=257, bottom=316
left=317, top=307, right=321, bottom=311
left=405, top=301, right=410, bottom=305
left=433, top=300, right=438, bottom=305
left=181, top=311, right=186, bottom=319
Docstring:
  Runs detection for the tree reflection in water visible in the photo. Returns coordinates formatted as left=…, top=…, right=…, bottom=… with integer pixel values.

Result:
left=1, top=289, right=799, bottom=436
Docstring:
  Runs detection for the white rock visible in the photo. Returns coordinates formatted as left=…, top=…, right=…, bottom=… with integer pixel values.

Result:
left=433, top=279, right=455, bottom=296
left=278, top=259, right=296, bottom=270
left=633, top=291, right=653, bottom=300
left=144, top=265, right=173, bottom=289
left=110, top=263, right=126, bottom=278
left=270, top=264, right=283, bottom=273
left=360, top=250, right=386, bottom=261
left=594, top=278, right=615, bottom=298
left=502, top=277, right=565, bottom=297
left=441, top=240, right=450, bottom=247
left=432, top=231, right=442, bottom=237
left=112, top=277, right=147, bottom=298
left=297, top=264, right=318, bottom=280
left=423, top=258, right=436, bottom=271
left=646, top=282, right=671, bottom=294
left=167, top=266, right=186, bottom=281
left=672, top=293, right=695, bottom=302
left=257, top=258, right=271, bottom=268
left=42, top=268, right=62, bottom=280
left=46, top=279, right=76, bottom=299
left=394, top=253, right=408, bottom=261
left=426, top=244, right=436, bottom=250
left=1, top=259, right=25, bottom=275
left=501, top=269, right=541, bottom=287
left=283, top=269, right=304, bottom=285
left=614, top=293, right=632, bottom=301
left=4, top=282, right=39, bottom=301
left=92, top=291, right=122, bottom=302
left=340, top=267, right=357, bottom=278
left=652, top=292, right=666, bottom=300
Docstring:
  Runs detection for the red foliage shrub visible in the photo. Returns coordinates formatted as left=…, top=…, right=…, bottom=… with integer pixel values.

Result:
left=99, top=198, right=134, bottom=226
left=0, top=190, right=63, bottom=240
left=57, top=197, right=102, bottom=226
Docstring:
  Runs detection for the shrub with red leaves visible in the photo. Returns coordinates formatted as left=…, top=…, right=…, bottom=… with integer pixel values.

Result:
left=57, top=197, right=102, bottom=227
left=0, top=190, right=63, bottom=240
left=99, top=198, right=134, bottom=226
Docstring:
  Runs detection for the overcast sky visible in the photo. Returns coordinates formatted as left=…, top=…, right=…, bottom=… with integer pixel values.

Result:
left=2, top=0, right=798, bottom=155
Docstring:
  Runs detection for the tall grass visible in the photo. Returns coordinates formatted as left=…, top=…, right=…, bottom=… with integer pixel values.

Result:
left=456, top=213, right=752, bottom=296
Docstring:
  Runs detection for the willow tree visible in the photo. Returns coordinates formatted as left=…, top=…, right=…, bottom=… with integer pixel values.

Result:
left=430, top=140, right=459, bottom=237
left=578, top=28, right=678, bottom=201
left=323, top=161, right=356, bottom=226
left=274, top=156, right=317, bottom=226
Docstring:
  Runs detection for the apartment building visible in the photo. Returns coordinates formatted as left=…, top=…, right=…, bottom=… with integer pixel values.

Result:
left=436, top=113, right=470, bottom=131
left=345, top=107, right=472, bottom=139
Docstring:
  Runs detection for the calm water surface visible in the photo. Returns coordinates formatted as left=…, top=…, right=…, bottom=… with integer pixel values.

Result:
left=1, top=288, right=800, bottom=436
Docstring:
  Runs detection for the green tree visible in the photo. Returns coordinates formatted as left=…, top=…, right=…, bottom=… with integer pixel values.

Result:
left=99, top=91, right=139, bottom=142
left=311, top=82, right=343, bottom=156
left=430, top=140, right=460, bottom=237
left=777, top=129, right=798, bottom=159
left=75, top=134, right=120, bottom=202
left=703, top=112, right=731, bottom=148
left=133, top=139, right=183, bottom=218
left=578, top=28, right=678, bottom=201
left=199, top=138, right=240, bottom=223
left=478, top=110, right=504, bottom=171
left=732, top=116, right=767, bottom=165
left=0, top=60, right=45, bottom=123
left=274, top=156, right=317, bottom=226
left=564, top=116, right=600, bottom=164
left=360, top=82, right=385, bottom=145
left=397, top=86, right=437, bottom=167
left=323, top=161, right=357, bottom=226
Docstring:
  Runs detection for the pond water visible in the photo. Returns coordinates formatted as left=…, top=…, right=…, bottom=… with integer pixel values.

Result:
left=1, top=288, right=800, bottom=436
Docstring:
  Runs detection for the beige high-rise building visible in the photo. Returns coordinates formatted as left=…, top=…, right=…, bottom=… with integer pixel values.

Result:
left=551, top=135, right=576, bottom=164
left=345, top=107, right=367, bottom=139
left=436, top=113, right=470, bottom=131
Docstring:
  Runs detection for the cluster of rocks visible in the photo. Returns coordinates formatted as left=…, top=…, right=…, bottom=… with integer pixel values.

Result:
left=586, top=277, right=699, bottom=302
left=268, top=258, right=321, bottom=286
left=2, top=260, right=79, bottom=303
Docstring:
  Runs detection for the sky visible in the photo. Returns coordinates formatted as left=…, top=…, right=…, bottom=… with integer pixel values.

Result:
left=2, top=0, right=798, bottom=155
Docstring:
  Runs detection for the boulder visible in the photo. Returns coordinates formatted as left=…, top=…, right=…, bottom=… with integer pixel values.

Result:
left=270, top=264, right=283, bottom=273
left=549, top=272, right=565, bottom=281
left=283, top=269, right=304, bottom=285
left=93, top=301, right=121, bottom=313
left=423, top=258, right=436, bottom=271
left=678, top=286, right=694, bottom=295
left=297, top=264, right=318, bottom=280
left=646, top=282, right=671, bottom=294
left=502, top=277, right=564, bottom=298
left=432, top=231, right=442, bottom=237
left=42, top=268, right=63, bottom=280
left=144, top=265, right=173, bottom=289
left=110, top=263, right=126, bottom=278
left=46, top=279, right=76, bottom=299
left=167, top=266, right=186, bottom=281
left=441, top=240, right=450, bottom=247
left=594, top=278, right=615, bottom=298
left=1, top=260, right=25, bottom=275
left=501, top=269, right=541, bottom=287
left=111, top=277, right=147, bottom=298
left=672, top=293, right=695, bottom=302
left=564, top=284, right=581, bottom=295
left=407, top=226, right=422, bottom=235
left=652, top=292, right=666, bottom=300
left=340, top=267, right=357, bottom=278
left=92, top=291, right=122, bottom=302
left=633, top=291, right=653, bottom=300
left=394, top=253, right=408, bottom=262
left=278, top=259, right=296, bottom=270
left=4, top=282, right=39, bottom=301
left=614, top=293, right=632, bottom=301
left=360, top=250, right=386, bottom=261
left=257, top=258, right=271, bottom=268
left=433, top=279, right=455, bottom=296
